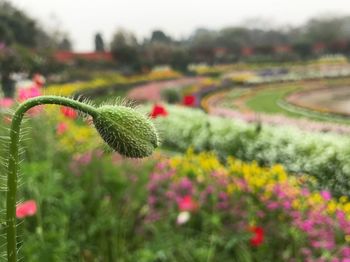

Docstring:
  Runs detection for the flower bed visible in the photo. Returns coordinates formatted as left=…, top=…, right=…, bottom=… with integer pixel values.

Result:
left=153, top=105, right=350, bottom=197
left=44, top=69, right=181, bottom=96
left=146, top=150, right=350, bottom=260
left=127, top=77, right=203, bottom=102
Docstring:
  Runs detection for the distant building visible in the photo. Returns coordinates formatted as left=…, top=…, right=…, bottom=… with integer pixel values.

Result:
left=241, top=47, right=254, bottom=56
left=312, top=42, right=326, bottom=54
left=274, top=45, right=292, bottom=54
left=213, top=47, right=229, bottom=58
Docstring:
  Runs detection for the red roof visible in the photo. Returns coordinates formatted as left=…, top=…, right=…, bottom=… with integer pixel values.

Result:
left=241, top=47, right=254, bottom=56
left=54, top=51, right=113, bottom=63
left=273, top=45, right=292, bottom=53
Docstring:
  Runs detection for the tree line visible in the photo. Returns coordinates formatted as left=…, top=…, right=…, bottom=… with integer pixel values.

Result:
left=106, top=15, right=350, bottom=71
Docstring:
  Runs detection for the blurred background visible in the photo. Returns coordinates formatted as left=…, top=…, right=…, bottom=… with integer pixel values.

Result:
left=2, top=0, right=350, bottom=261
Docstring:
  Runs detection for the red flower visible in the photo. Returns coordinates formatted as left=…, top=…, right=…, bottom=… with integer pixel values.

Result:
left=178, top=195, right=198, bottom=212
left=150, top=104, right=168, bottom=118
left=16, top=200, right=37, bottom=219
left=61, top=106, right=78, bottom=119
left=182, top=95, right=196, bottom=107
left=249, top=226, right=264, bottom=247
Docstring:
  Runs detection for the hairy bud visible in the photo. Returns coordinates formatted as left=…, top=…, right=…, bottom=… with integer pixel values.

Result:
left=93, top=105, right=159, bottom=158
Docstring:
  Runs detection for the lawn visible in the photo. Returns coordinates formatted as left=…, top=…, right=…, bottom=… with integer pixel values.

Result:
left=245, top=86, right=299, bottom=116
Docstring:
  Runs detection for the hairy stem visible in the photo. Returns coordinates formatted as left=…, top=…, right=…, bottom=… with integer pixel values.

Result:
left=6, top=96, right=97, bottom=262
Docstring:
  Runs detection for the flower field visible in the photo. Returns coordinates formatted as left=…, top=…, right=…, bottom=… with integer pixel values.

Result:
left=1, top=64, right=350, bottom=261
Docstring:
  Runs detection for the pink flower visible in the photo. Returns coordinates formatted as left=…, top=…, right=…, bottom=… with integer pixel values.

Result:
left=342, top=247, right=350, bottom=257
left=56, top=122, right=68, bottom=135
left=0, top=98, right=14, bottom=108
left=2, top=116, right=12, bottom=124
left=177, top=195, right=198, bottom=212
left=16, top=200, right=37, bottom=218
left=32, top=74, right=45, bottom=88
left=266, top=202, right=279, bottom=210
left=18, top=87, right=43, bottom=115
left=18, top=86, right=42, bottom=102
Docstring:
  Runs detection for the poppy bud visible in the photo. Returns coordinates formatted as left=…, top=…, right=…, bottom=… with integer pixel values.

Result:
left=93, top=105, right=159, bottom=158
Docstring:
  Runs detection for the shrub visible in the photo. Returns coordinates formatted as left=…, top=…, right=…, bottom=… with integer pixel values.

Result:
left=160, top=88, right=181, bottom=104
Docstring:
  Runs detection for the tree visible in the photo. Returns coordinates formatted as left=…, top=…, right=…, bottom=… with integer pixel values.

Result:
left=150, top=30, right=171, bottom=43
left=110, top=29, right=140, bottom=70
left=189, top=28, right=218, bottom=63
left=144, top=42, right=173, bottom=66
left=0, top=45, right=38, bottom=97
left=0, top=1, right=65, bottom=96
left=170, top=46, right=190, bottom=72
left=58, top=37, right=72, bottom=51
left=94, top=32, right=105, bottom=52
left=0, top=0, right=39, bottom=47
left=304, top=16, right=350, bottom=45
left=0, top=21, right=14, bottom=45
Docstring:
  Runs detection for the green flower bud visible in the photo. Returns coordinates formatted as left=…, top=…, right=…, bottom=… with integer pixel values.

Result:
left=93, top=105, right=159, bottom=158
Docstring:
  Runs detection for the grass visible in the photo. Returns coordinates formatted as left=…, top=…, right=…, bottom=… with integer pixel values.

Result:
left=245, top=86, right=299, bottom=117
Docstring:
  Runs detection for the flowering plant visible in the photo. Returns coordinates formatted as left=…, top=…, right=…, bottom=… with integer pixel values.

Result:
left=3, top=95, right=159, bottom=261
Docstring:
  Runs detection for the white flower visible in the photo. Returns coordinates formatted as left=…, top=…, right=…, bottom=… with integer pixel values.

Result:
left=176, top=211, right=190, bottom=225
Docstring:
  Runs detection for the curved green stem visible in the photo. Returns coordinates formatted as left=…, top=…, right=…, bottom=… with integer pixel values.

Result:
left=6, top=96, right=98, bottom=262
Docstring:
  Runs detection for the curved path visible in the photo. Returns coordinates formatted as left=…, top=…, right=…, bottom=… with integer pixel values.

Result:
left=127, top=77, right=204, bottom=102
left=288, top=86, right=350, bottom=117
left=203, top=89, right=350, bottom=134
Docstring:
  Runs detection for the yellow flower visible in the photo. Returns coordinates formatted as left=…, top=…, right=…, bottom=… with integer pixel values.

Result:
left=292, top=199, right=301, bottom=209
left=326, top=201, right=337, bottom=214
left=340, top=196, right=348, bottom=203
left=345, top=235, right=350, bottom=243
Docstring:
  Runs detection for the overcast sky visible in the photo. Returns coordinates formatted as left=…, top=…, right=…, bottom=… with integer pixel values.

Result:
left=9, top=0, right=350, bottom=51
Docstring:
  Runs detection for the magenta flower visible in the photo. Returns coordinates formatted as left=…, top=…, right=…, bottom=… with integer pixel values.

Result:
left=320, top=190, right=332, bottom=201
left=18, top=86, right=42, bottom=102
left=16, top=200, right=37, bottom=219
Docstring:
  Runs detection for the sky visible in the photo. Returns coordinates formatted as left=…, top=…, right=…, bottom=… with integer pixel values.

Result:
left=9, top=0, right=350, bottom=51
